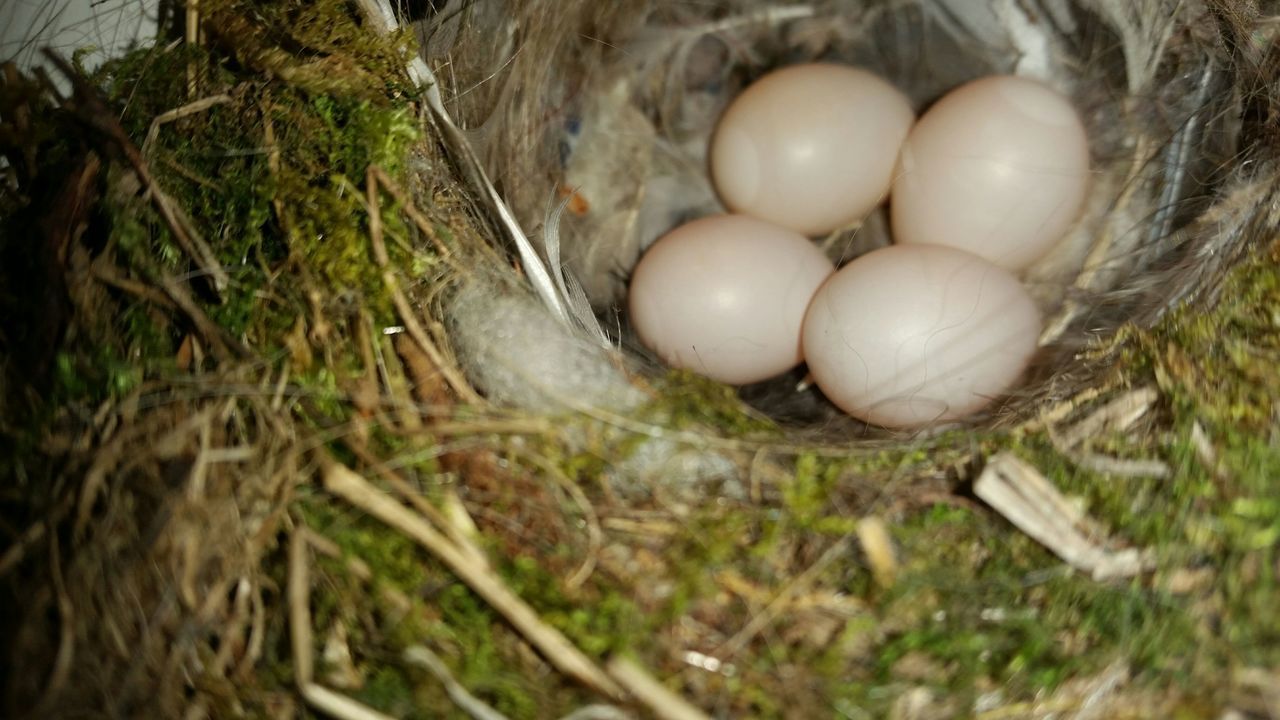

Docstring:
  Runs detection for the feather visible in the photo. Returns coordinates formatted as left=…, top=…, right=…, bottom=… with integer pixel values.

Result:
left=447, top=280, right=644, bottom=414
left=360, top=0, right=574, bottom=327
left=544, top=192, right=611, bottom=347
left=1077, top=0, right=1183, bottom=92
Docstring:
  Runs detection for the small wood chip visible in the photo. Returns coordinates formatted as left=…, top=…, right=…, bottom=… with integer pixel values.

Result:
left=974, top=454, right=1152, bottom=581
left=1057, top=386, right=1159, bottom=448
left=856, top=516, right=898, bottom=589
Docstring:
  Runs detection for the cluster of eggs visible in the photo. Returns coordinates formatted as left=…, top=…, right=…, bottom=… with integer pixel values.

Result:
left=627, top=64, right=1092, bottom=428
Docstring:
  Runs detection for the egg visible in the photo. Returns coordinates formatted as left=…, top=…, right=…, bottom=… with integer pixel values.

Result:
left=629, top=214, right=835, bottom=385
left=710, top=63, right=915, bottom=237
left=891, top=75, right=1091, bottom=270
left=802, top=244, right=1040, bottom=428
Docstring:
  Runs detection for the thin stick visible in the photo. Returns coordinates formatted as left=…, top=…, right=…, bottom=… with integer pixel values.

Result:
left=404, top=646, right=510, bottom=720
left=605, top=657, right=711, bottom=720
left=300, top=683, right=398, bottom=720
left=343, top=439, right=491, bottom=570
left=0, top=494, right=71, bottom=577
left=90, top=264, right=178, bottom=308
left=34, top=533, right=75, bottom=712
left=322, top=461, right=625, bottom=700
left=368, top=165, right=456, bottom=264
left=515, top=449, right=602, bottom=590
left=211, top=577, right=253, bottom=675
left=288, top=530, right=314, bottom=684
left=43, top=51, right=231, bottom=296
left=295, top=529, right=577, bottom=720
left=366, top=167, right=482, bottom=405
left=75, top=430, right=130, bottom=538
left=558, top=474, right=603, bottom=590
left=1070, top=453, right=1170, bottom=479
left=158, top=272, right=246, bottom=359
left=1055, top=386, right=1159, bottom=448
left=715, top=536, right=852, bottom=658
left=240, top=582, right=267, bottom=678
left=143, top=94, right=232, bottom=156
left=0, top=522, right=44, bottom=576
left=185, top=0, right=201, bottom=95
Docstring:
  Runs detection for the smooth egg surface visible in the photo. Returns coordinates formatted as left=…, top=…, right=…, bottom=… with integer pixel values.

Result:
left=802, top=244, right=1040, bottom=428
left=710, top=63, right=915, bottom=237
left=629, top=214, right=835, bottom=385
left=891, top=75, right=1090, bottom=270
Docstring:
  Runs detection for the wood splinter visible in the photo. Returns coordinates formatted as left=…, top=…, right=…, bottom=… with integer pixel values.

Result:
left=974, top=453, right=1153, bottom=581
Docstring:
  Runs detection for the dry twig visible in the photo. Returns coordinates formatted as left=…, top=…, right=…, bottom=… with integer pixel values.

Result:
left=289, top=529, right=397, bottom=720
left=43, top=51, right=232, bottom=297
left=365, top=167, right=481, bottom=405
left=141, top=94, right=232, bottom=156
left=33, top=533, right=75, bottom=714
left=321, top=460, right=626, bottom=700
left=716, top=536, right=852, bottom=658
left=368, top=165, right=457, bottom=263
left=605, top=656, right=711, bottom=720
left=1054, top=386, right=1159, bottom=449
left=404, top=646, right=510, bottom=720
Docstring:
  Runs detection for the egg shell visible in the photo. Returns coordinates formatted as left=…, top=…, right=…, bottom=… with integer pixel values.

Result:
left=629, top=214, right=835, bottom=385
left=710, top=63, right=915, bottom=237
left=802, top=244, right=1040, bottom=428
left=891, top=75, right=1091, bottom=270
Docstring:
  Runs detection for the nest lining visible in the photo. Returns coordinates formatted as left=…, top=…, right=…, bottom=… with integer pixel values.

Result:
left=423, top=0, right=1275, bottom=437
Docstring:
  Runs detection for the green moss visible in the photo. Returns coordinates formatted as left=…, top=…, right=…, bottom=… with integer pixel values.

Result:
left=302, top=498, right=428, bottom=591
left=356, top=666, right=417, bottom=717
left=0, top=0, right=430, bottom=436
left=72, top=0, right=427, bottom=354
left=647, top=369, right=779, bottom=436
left=722, top=240, right=1280, bottom=708
left=207, top=0, right=421, bottom=100
left=300, top=491, right=640, bottom=718
left=937, top=242, right=1280, bottom=701
left=890, top=508, right=1192, bottom=680
left=71, top=215, right=1280, bottom=718
left=502, top=553, right=644, bottom=658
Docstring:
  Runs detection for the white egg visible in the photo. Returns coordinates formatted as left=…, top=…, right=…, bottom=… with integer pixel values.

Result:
left=802, top=244, right=1041, bottom=428
left=629, top=214, right=835, bottom=385
left=891, top=75, right=1091, bottom=270
left=710, top=63, right=915, bottom=237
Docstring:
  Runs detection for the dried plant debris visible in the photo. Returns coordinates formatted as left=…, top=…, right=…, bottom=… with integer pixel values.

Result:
left=974, top=453, right=1153, bottom=581
left=0, top=0, right=1279, bottom=719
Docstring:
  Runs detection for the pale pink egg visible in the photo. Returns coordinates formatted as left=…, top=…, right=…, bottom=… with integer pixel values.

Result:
left=802, top=244, right=1040, bottom=428
left=891, top=75, right=1091, bottom=270
left=710, top=63, right=915, bottom=237
left=629, top=214, right=835, bottom=385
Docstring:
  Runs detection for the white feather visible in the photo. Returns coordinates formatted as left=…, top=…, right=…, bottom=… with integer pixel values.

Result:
left=544, top=193, right=611, bottom=347
left=361, top=0, right=574, bottom=328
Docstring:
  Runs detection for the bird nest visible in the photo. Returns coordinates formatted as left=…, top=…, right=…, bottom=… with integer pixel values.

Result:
left=2, top=0, right=1279, bottom=718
